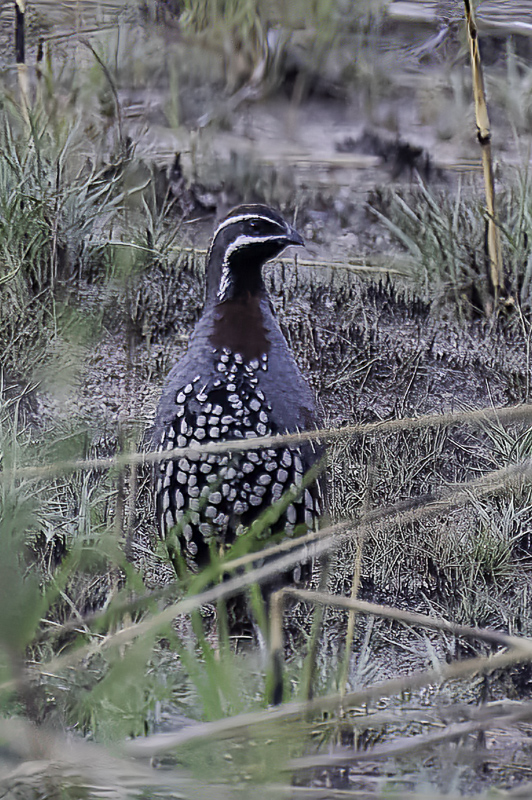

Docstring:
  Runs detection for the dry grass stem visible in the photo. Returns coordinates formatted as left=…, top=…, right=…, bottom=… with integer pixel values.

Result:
left=283, top=589, right=531, bottom=652
left=15, top=0, right=30, bottom=126
left=125, top=648, right=528, bottom=757
left=338, top=470, right=372, bottom=700
left=290, top=704, right=532, bottom=770
left=289, top=791, right=471, bottom=800
left=0, top=716, right=187, bottom=794
left=161, top=245, right=411, bottom=276
left=4, top=403, right=532, bottom=481
left=269, top=589, right=286, bottom=704
left=289, top=791, right=474, bottom=800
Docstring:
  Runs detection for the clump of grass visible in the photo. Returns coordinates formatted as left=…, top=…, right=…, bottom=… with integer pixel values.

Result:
left=0, top=103, right=126, bottom=388
left=488, top=39, right=532, bottom=134
left=370, top=170, right=532, bottom=317
left=369, top=180, right=489, bottom=313
left=105, top=176, right=205, bottom=347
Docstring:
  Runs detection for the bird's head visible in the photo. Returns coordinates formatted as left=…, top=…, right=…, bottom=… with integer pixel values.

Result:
left=205, top=204, right=304, bottom=304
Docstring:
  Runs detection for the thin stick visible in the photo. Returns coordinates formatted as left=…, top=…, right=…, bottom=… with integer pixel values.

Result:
left=114, top=420, right=126, bottom=541
left=464, top=0, right=504, bottom=305
left=269, top=589, right=285, bottom=705
left=80, top=38, right=125, bottom=154
left=110, top=241, right=412, bottom=276
left=21, top=447, right=532, bottom=653
left=19, top=455, right=532, bottom=688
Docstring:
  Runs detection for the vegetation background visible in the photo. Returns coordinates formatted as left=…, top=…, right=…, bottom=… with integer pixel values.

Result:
left=2, top=0, right=532, bottom=797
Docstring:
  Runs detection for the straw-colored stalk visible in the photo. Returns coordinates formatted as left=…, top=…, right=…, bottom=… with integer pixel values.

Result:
left=464, top=0, right=504, bottom=307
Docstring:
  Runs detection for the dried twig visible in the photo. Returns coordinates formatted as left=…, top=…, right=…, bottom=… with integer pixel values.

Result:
left=22, top=453, right=532, bottom=657
left=282, top=589, right=529, bottom=653
left=17, top=462, right=524, bottom=693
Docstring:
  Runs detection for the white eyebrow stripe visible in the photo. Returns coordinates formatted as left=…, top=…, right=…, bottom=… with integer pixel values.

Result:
left=223, top=233, right=284, bottom=264
left=212, top=213, right=284, bottom=240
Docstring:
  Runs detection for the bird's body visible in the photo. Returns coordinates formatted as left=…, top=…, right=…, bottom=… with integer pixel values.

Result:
left=153, top=205, right=322, bottom=574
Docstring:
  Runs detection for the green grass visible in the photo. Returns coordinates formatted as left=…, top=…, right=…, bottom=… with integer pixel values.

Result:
left=0, top=102, right=125, bottom=386
left=369, top=171, right=532, bottom=316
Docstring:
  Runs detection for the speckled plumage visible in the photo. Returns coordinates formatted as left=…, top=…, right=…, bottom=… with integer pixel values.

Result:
left=153, top=204, right=323, bottom=572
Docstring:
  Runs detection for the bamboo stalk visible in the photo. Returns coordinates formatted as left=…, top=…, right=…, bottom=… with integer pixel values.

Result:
left=464, top=0, right=504, bottom=308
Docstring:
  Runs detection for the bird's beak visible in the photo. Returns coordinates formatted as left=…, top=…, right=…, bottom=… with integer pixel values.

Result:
left=286, top=223, right=305, bottom=247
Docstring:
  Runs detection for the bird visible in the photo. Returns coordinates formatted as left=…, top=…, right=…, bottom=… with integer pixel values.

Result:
left=153, top=204, right=323, bottom=585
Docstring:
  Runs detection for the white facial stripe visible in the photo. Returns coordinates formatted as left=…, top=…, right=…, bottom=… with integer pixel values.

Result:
left=217, top=264, right=231, bottom=301
left=217, top=233, right=284, bottom=301
left=212, top=213, right=284, bottom=240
